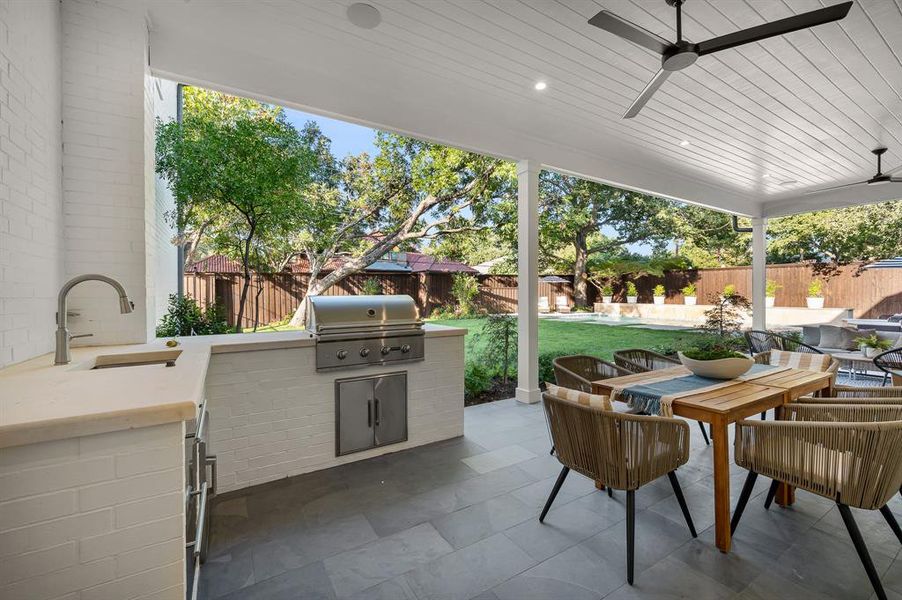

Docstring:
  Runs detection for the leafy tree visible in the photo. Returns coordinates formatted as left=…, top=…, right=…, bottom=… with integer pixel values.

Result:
left=767, top=201, right=902, bottom=276
left=703, top=289, right=751, bottom=336
left=156, top=88, right=316, bottom=330
left=531, top=172, right=675, bottom=307
left=450, top=273, right=480, bottom=317
left=672, top=205, right=750, bottom=267
left=286, top=133, right=514, bottom=325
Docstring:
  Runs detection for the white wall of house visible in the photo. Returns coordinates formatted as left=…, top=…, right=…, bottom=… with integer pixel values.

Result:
left=0, top=0, right=177, bottom=369
left=0, top=0, right=63, bottom=368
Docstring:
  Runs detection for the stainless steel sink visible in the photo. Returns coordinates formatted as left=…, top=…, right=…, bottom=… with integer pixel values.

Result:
left=91, top=349, right=182, bottom=370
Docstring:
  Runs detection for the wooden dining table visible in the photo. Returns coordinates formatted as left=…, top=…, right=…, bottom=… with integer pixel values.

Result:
left=592, top=365, right=833, bottom=553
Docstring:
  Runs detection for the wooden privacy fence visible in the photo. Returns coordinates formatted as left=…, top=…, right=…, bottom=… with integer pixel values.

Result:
left=184, top=262, right=902, bottom=329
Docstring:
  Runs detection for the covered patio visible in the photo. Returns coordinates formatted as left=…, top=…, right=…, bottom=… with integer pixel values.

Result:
left=140, top=0, right=902, bottom=597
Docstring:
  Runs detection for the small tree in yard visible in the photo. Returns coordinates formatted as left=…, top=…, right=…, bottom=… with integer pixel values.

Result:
left=477, top=314, right=517, bottom=385
left=156, top=88, right=316, bottom=331
left=451, top=273, right=480, bottom=316
left=703, top=288, right=752, bottom=336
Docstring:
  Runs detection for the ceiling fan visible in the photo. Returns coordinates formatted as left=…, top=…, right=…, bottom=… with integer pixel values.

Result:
left=807, top=148, right=902, bottom=194
left=588, top=0, right=853, bottom=119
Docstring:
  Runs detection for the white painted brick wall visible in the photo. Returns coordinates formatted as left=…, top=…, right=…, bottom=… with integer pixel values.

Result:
left=206, top=335, right=465, bottom=493
left=0, top=422, right=185, bottom=600
left=61, top=0, right=151, bottom=347
left=0, top=0, right=63, bottom=368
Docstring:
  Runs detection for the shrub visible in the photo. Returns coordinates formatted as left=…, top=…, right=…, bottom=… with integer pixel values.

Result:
left=156, top=294, right=231, bottom=337
left=681, top=282, right=696, bottom=296
left=807, top=279, right=824, bottom=298
left=601, top=283, right=614, bottom=296
left=703, top=290, right=751, bottom=336
left=538, top=348, right=585, bottom=386
left=626, top=281, right=638, bottom=296
left=723, top=284, right=737, bottom=296
left=360, top=277, right=383, bottom=295
left=464, top=362, right=496, bottom=399
left=653, top=284, right=665, bottom=296
left=765, top=279, right=781, bottom=297
left=473, top=314, right=517, bottom=385
left=451, top=273, right=480, bottom=316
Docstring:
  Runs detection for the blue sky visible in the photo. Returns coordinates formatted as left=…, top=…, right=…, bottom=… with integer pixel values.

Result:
left=284, top=108, right=377, bottom=159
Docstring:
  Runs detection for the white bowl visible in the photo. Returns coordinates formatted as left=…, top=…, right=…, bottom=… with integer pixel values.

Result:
left=678, top=352, right=753, bottom=380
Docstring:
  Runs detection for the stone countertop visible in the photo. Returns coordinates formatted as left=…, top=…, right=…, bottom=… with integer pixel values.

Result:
left=0, top=324, right=465, bottom=450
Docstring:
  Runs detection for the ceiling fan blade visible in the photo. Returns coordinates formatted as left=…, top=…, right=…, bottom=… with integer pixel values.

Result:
left=890, top=177, right=902, bottom=183
left=804, top=179, right=868, bottom=195
left=588, top=10, right=670, bottom=55
left=623, top=69, right=671, bottom=119
left=697, top=1, right=852, bottom=56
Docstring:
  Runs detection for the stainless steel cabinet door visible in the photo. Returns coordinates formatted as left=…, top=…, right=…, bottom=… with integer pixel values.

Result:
left=374, top=373, right=408, bottom=447
left=336, top=378, right=375, bottom=455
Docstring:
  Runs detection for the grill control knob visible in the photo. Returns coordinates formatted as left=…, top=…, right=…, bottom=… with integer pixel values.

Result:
left=381, top=346, right=391, bottom=356
left=401, top=344, right=411, bottom=354
left=359, top=348, right=370, bottom=358
left=336, top=349, right=348, bottom=360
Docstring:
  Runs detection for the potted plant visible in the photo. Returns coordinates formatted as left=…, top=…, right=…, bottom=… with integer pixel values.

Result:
left=678, top=346, right=754, bottom=379
left=765, top=279, right=780, bottom=308
left=653, top=284, right=666, bottom=305
left=601, top=283, right=614, bottom=304
left=682, top=283, right=697, bottom=305
left=854, top=333, right=893, bottom=358
left=806, top=279, right=825, bottom=309
left=626, top=281, right=638, bottom=304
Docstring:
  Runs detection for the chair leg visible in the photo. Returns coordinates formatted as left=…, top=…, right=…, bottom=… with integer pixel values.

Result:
left=539, top=466, right=569, bottom=523
left=837, top=502, right=887, bottom=600
left=626, top=489, right=635, bottom=585
left=667, top=471, right=697, bottom=537
left=697, top=420, right=710, bottom=445
left=764, top=479, right=780, bottom=510
left=607, top=486, right=613, bottom=498
left=760, top=411, right=766, bottom=420
left=549, top=445, right=555, bottom=456
left=731, top=471, right=758, bottom=535
left=879, top=505, right=902, bottom=545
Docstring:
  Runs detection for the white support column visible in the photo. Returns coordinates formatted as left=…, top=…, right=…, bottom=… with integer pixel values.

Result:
left=751, top=217, right=767, bottom=331
left=516, top=160, right=541, bottom=404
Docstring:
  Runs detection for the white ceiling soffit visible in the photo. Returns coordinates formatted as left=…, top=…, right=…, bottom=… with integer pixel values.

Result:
left=144, top=0, right=902, bottom=218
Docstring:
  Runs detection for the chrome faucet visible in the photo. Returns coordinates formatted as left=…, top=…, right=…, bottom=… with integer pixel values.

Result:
left=55, top=274, right=134, bottom=365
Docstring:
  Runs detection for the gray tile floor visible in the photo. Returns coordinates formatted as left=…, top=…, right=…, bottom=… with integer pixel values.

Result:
left=201, top=397, right=902, bottom=600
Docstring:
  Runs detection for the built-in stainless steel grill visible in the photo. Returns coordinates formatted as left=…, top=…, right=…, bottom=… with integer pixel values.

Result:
left=307, top=295, right=424, bottom=371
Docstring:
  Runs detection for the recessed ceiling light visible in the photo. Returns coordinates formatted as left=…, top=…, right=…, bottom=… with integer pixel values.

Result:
left=534, top=81, right=547, bottom=91
left=679, top=140, right=690, bottom=147
left=347, top=3, right=381, bottom=29
left=762, top=173, right=770, bottom=179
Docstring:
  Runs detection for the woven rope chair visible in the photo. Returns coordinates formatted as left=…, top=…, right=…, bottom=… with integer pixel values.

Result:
left=552, top=355, right=631, bottom=394
left=730, top=404, right=902, bottom=600
left=874, top=348, right=902, bottom=387
left=803, top=385, right=902, bottom=400
left=745, top=330, right=780, bottom=354
left=540, top=392, right=696, bottom=585
left=613, top=348, right=710, bottom=445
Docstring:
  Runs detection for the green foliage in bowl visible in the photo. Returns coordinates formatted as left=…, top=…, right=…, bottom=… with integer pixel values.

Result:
left=681, top=348, right=748, bottom=361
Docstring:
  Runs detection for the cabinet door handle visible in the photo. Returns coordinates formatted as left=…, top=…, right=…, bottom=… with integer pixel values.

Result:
left=367, top=400, right=372, bottom=428
left=374, top=398, right=380, bottom=426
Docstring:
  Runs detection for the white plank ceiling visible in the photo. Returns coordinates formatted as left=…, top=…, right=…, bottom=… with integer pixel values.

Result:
left=144, top=0, right=902, bottom=217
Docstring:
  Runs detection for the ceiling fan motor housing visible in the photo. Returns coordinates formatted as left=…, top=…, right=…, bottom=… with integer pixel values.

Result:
left=662, top=42, right=698, bottom=71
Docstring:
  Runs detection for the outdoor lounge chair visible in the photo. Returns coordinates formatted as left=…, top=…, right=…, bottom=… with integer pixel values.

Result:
left=818, top=384, right=902, bottom=399
left=745, top=329, right=823, bottom=355
left=555, top=295, right=571, bottom=313
left=730, top=403, right=902, bottom=600
left=874, top=348, right=902, bottom=386
left=540, top=391, right=697, bottom=585
left=552, top=355, right=630, bottom=393
left=538, top=296, right=550, bottom=313
left=613, top=348, right=710, bottom=445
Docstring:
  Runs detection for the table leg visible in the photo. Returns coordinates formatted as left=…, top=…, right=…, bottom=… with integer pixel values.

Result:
left=774, top=404, right=796, bottom=506
left=711, top=416, right=731, bottom=553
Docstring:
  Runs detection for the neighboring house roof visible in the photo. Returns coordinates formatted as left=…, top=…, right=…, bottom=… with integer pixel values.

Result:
left=187, top=252, right=475, bottom=275
left=472, top=256, right=510, bottom=274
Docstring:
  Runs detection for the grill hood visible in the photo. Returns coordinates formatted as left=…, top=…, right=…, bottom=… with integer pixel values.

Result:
left=306, top=295, right=422, bottom=337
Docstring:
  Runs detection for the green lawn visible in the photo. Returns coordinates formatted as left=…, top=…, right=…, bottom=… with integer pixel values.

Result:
left=430, top=317, right=706, bottom=362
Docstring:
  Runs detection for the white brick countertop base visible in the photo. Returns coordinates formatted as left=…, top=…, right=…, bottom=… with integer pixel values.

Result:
left=206, top=334, right=465, bottom=494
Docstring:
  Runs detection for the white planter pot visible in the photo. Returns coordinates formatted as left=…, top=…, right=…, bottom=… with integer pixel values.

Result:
left=602, top=296, right=613, bottom=304
left=684, top=296, right=697, bottom=306
left=806, top=297, right=825, bottom=309
left=653, top=296, right=665, bottom=305
left=864, top=347, right=882, bottom=358
left=626, top=296, right=638, bottom=304
left=678, top=353, right=754, bottom=380
left=765, top=296, right=775, bottom=308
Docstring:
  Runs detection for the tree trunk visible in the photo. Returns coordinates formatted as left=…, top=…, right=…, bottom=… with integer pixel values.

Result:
left=572, top=233, right=590, bottom=308
left=289, top=277, right=329, bottom=328
left=234, top=224, right=256, bottom=332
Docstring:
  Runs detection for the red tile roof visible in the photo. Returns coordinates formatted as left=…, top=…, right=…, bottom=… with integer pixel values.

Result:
left=405, top=252, right=477, bottom=273
left=184, top=255, right=243, bottom=273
